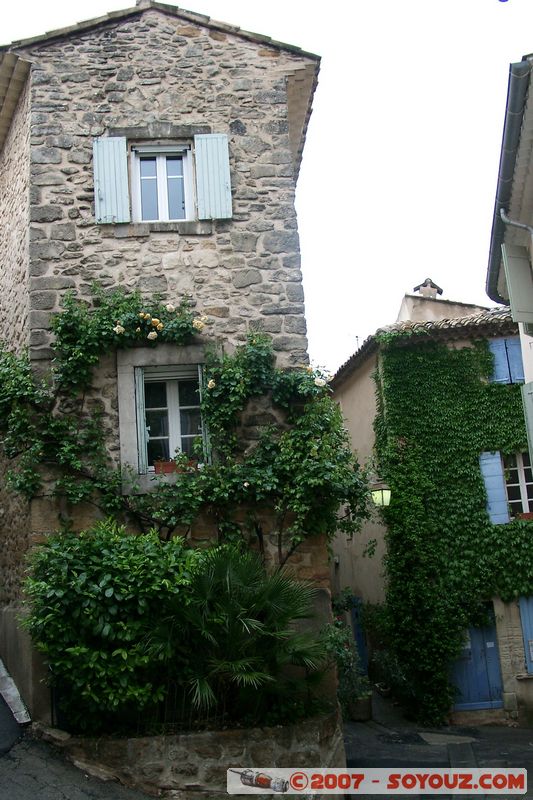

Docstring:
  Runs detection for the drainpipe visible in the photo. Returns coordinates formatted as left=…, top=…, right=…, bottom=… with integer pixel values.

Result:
left=500, top=208, right=533, bottom=245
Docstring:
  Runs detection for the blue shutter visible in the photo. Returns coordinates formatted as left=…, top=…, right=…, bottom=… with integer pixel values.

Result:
left=519, top=596, right=533, bottom=673
left=194, top=134, right=232, bottom=220
left=93, top=137, right=130, bottom=223
left=479, top=451, right=510, bottom=524
left=506, top=338, right=525, bottom=384
left=488, top=339, right=511, bottom=384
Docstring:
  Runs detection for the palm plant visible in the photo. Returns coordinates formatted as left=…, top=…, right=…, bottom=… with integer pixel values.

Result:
left=155, top=546, right=327, bottom=725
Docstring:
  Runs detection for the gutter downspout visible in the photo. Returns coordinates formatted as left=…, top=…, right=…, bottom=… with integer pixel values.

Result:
left=500, top=207, right=533, bottom=246
left=486, top=60, right=531, bottom=304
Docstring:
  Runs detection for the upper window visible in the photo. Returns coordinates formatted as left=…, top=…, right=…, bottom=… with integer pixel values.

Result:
left=503, top=451, right=533, bottom=517
left=488, top=337, right=524, bottom=384
left=135, top=365, right=205, bottom=473
left=131, top=147, right=194, bottom=222
left=93, top=133, right=232, bottom=225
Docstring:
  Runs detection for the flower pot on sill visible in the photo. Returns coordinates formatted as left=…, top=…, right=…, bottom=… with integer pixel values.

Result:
left=154, top=459, right=198, bottom=474
left=517, top=512, right=533, bottom=521
left=154, top=460, right=177, bottom=474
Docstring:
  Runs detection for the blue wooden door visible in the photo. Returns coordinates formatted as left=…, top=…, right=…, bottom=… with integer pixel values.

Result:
left=451, top=617, right=503, bottom=710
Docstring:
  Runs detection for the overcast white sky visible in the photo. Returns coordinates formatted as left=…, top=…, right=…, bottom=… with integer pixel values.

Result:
left=4, top=0, right=533, bottom=370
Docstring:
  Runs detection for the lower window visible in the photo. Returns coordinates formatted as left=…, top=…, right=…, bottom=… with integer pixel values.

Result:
left=503, top=451, right=533, bottom=516
left=135, top=365, right=204, bottom=473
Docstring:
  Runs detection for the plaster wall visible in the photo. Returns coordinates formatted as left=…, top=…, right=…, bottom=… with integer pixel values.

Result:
left=396, top=295, right=489, bottom=324
left=331, top=352, right=386, bottom=605
left=20, top=9, right=313, bottom=367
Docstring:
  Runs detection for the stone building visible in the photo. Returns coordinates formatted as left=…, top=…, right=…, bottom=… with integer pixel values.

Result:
left=0, top=0, right=322, bottom=720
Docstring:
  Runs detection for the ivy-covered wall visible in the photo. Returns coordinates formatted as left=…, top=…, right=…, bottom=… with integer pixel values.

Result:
left=373, top=336, right=533, bottom=723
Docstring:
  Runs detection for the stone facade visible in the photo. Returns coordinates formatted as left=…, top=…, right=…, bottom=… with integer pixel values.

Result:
left=0, top=78, right=30, bottom=352
left=18, top=7, right=314, bottom=366
left=0, top=2, right=328, bottom=724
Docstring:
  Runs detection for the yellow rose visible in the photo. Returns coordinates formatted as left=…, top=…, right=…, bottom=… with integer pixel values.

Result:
left=151, top=318, right=160, bottom=327
left=157, top=323, right=164, bottom=331
left=147, top=331, right=158, bottom=341
left=207, top=379, right=216, bottom=390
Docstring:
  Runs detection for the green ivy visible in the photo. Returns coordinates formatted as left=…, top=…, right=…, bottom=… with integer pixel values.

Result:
left=373, top=338, right=532, bottom=723
left=0, top=286, right=368, bottom=566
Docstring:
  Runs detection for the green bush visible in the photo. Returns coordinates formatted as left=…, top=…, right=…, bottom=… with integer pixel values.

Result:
left=24, top=527, right=327, bottom=732
left=24, top=520, right=201, bottom=731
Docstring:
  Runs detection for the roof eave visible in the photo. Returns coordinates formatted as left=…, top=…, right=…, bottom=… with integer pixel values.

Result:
left=486, top=59, right=531, bottom=304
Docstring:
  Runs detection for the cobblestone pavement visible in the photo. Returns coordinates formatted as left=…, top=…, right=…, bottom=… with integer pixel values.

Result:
left=0, top=733, right=152, bottom=800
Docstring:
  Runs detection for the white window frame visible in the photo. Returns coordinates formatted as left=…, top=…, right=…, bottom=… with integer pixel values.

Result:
left=131, top=145, right=195, bottom=222
left=135, top=365, right=205, bottom=473
left=117, top=344, right=207, bottom=492
left=503, top=451, right=533, bottom=516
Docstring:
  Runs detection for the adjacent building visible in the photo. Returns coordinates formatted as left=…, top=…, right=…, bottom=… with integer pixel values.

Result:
left=332, top=285, right=533, bottom=724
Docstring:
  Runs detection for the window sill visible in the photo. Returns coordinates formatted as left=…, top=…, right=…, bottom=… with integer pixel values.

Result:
left=515, top=673, right=533, bottom=680
left=123, top=472, right=189, bottom=495
left=103, top=220, right=214, bottom=238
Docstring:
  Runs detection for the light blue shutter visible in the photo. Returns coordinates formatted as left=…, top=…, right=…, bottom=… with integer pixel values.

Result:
left=519, top=596, right=533, bottom=673
left=93, top=137, right=131, bottom=223
left=194, top=134, right=232, bottom=220
left=134, top=367, right=148, bottom=474
left=479, top=451, right=510, bottom=524
left=488, top=339, right=511, bottom=384
left=506, top=338, right=525, bottom=384
left=502, top=243, right=533, bottom=324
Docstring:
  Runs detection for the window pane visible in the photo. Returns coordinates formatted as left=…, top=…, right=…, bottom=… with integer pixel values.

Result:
left=146, top=410, right=169, bottom=437
left=506, top=469, right=519, bottom=485
left=167, top=176, right=185, bottom=219
left=504, top=454, right=517, bottom=469
left=148, top=438, right=170, bottom=465
left=510, top=500, right=523, bottom=516
left=178, top=380, right=200, bottom=406
left=180, top=437, right=196, bottom=457
left=140, top=157, right=157, bottom=177
left=140, top=158, right=158, bottom=220
left=180, top=408, right=202, bottom=436
left=523, top=452, right=531, bottom=467
left=145, top=382, right=167, bottom=408
left=507, top=485, right=522, bottom=502
left=166, top=157, right=183, bottom=177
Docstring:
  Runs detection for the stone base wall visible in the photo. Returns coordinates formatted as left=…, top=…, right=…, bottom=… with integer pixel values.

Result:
left=34, top=710, right=345, bottom=798
left=493, top=597, right=533, bottom=726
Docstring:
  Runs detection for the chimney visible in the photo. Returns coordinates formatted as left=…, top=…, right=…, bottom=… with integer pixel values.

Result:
left=412, top=278, right=443, bottom=300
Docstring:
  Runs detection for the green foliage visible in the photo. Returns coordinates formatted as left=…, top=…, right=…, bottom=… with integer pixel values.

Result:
left=24, top=529, right=325, bottom=731
left=23, top=520, right=201, bottom=731
left=51, top=286, right=196, bottom=392
left=323, top=618, right=371, bottom=717
left=161, top=545, right=326, bottom=725
left=373, top=338, right=531, bottom=724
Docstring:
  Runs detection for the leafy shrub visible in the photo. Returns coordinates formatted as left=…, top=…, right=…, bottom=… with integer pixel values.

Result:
left=144, top=545, right=327, bottom=727
left=323, top=619, right=371, bottom=717
left=24, top=520, right=201, bottom=731
left=24, top=528, right=326, bottom=732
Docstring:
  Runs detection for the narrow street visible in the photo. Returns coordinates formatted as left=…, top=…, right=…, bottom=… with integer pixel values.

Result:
left=1, top=690, right=533, bottom=798
left=346, top=693, right=533, bottom=799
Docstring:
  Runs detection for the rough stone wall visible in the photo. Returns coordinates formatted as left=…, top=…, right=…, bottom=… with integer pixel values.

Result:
left=0, top=76, right=32, bottom=604
left=493, top=597, right=533, bottom=725
left=35, top=709, right=345, bottom=798
left=0, top=77, right=30, bottom=352
left=21, top=9, right=312, bottom=368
